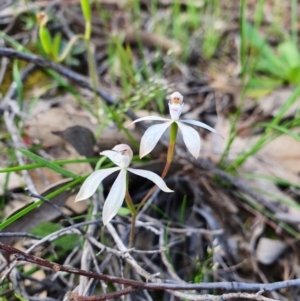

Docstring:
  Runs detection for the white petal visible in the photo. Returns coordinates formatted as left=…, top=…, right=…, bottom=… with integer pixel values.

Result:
left=139, top=121, right=173, bottom=158
left=102, top=169, right=127, bottom=225
left=100, top=150, right=122, bottom=166
left=176, top=121, right=201, bottom=159
left=128, top=168, right=173, bottom=193
left=181, top=119, right=221, bottom=136
left=126, top=116, right=170, bottom=127
left=101, top=146, right=133, bottom=168
left=75, top=167, right=121, bottom=202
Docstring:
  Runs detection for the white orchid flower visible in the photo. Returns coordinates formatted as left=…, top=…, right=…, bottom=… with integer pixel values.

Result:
left=75, top=144, right=173, bottom=225
left=129, top=92, right=222, bottom=159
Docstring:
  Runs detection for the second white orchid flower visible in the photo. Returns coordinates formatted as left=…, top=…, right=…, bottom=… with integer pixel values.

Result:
left=75, top=144, right=173, bottom=225
left=129, top=92, right=222, bottom=159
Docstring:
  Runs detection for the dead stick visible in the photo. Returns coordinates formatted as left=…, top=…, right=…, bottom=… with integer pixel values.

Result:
left=1, top=242, right=300, bottom=292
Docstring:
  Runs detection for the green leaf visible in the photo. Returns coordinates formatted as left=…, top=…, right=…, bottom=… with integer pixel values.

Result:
left=14, top=294, right=29, bottom=301
left=30, top=221, right=61, bottom=236
left=19, top=149, right=77, bottom=178
left=247, top=76, right=283, bottom=97
left=12, top=60, right=23, bottom=108
left=39, top=26, right=52, bottom=56
left=285, top=66, right=300, bottom=84
left=278, top=41, right=300, bottom=69
left=30, top=222, right=78, bottom=250
left=80, top=0, right=91, bottom=22
left=258, top=123, right=300, bottom=142
left=52, top=32, right=62, bottom=58
left=245, top=23, right=282, bottom=69
left=118, top=207, right=131, bottom=216
left=0, top=158, right=98, bottom=173
left=255, top=58, right=286, bottom=79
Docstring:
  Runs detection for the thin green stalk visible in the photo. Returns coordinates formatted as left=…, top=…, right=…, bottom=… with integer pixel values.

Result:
left=0, top=158, right=99, bottom=173
left=291, top=0, right=298, bottom=45
left=123, top=173, right=137, bottom=250
left=219, top=0, right=248, bottom=166
left=125, top=191, right=136, bottom=219
left=126, top=191, right=136, bottom=250
left=85, top=39, right=102, bottom=119
left=240, top=0, right=247, bottom=78
left=124, top=174, right=137, bottom=276
left=254, top=0, right=265, bottom=30
left=80, top=0, right=101, bottom=119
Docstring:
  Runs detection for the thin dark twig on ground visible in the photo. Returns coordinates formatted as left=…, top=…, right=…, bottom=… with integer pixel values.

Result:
left=0, top=233, right=41, bottom=240
left=1, top=242, right=300, bottom=293
left=26, top=189, right=79, bottom=228
left=67, top=288, right=137, bottom=301
left=0, top=47, right=138, bottom=122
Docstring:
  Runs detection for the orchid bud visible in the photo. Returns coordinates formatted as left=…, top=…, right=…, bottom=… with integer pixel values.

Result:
left=37, top=12, right=52, bottom=56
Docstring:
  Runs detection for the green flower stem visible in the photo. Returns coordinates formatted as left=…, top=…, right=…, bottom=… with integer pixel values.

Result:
left=125, top=190, right=136, bottom=275
left=124, top=173, right=137, bottom=251
left=168, top=122, right=178, bottom=159
left=126, top=191, right=136, bottom=250
left=84, top=21, right=92, bottom=41
left=125, top=191, right=136, bottom=217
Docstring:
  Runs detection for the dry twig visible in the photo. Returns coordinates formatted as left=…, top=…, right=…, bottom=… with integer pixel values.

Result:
left=1, top=242, right=300, bottom=294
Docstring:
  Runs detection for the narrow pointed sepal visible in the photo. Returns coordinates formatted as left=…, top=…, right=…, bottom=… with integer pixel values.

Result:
left=126, top=116, right=170, bottom=128
left=181, top=119, right=223, bottom=138
left=102, top=169, right=127, bottom=225
left=176, top=121, right=201, bottom=159
left=128, top=168, right=173, bottom=192
left=139, top=121, right=173, bottom=158
left=100, top=150, right=121, bottom=166
left=75, top=167, right=120, bottom=202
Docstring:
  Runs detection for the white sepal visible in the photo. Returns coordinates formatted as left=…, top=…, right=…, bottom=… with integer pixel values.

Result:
left=181, top=119, right=221, bottom=136
left=75, top=167, right=120, bottom=202
left=100, top=150, right=123, bottom=167
left=176, top=121, right=201, bottom=159
left=102, top=169, right=127, bottom=225
left=127, top=116, right=170, bottom=127
left=139, top=121, right=173, bottom=158
left=128, top=168, right=173, bottom=192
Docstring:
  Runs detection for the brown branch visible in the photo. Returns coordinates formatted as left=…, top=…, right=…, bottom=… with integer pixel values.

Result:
left=1, top=242, right=300, bottom=293
left=168, top=291, right=277, bottom=301
left=0, top=47, right=138, bottom=121
left=67, top=288, right=136, bottom=301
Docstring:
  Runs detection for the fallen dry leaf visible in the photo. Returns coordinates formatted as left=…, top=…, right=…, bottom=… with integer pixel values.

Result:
left=24, top=95, right=143, bottom=152
left=259, top=89, right=300, bottom=118
left=256, top=237, right=288, bottom=265
left=0, top=179, right=74, bottom=246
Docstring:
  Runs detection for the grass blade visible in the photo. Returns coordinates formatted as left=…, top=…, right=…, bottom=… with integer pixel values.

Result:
left=19, top=149, right=78, bottom=178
